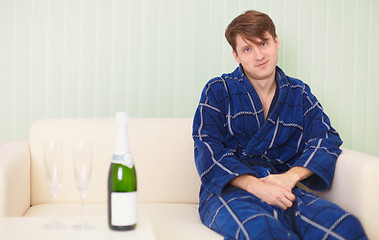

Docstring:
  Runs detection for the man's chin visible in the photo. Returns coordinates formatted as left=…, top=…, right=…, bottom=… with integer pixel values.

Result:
left=245, top=71, right=276, bottom=82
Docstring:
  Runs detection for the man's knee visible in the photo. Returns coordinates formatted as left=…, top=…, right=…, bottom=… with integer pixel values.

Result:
left=234, top=215, right=298, bottom=240
left=333, top=214, right=367, bottom=239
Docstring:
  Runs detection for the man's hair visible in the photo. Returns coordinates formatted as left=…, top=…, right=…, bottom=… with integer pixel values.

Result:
left=225, top=10, right=277, bottom=52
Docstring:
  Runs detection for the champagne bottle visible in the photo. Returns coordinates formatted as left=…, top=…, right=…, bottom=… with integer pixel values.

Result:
left=108, top=112, right=137, bottom=231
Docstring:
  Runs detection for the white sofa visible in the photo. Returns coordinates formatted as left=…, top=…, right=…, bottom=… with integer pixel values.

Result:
left=0, top=118, right=378, bottom=239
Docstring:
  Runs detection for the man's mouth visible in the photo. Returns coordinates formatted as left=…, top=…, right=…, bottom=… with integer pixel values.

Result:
left=256, top=60, right=269, bottom=67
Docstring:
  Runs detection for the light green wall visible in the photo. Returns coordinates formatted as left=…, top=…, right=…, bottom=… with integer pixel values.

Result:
left=1, top=0, right=378, bottom=157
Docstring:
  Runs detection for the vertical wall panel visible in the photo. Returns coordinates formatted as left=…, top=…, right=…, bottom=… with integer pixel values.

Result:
left=310, top=0, right=327, bottom=103
left=191, top=0, right=211, bottom=111
left=13, top=0, right=31, bottom=140
left=47, top=0, right=65, bottom=118
left=139, top=0, right=159, bottom=117
left=0, top=0, right=378, bottom=157
left=156, top=0, right=176, bottom=117
left=0, top=0, right=15, bottom=144
left=63, top=0, right=80, bottom=117
left=253, top=0, right=270, bottom=13
left=208, top=1, right=225, bottom=79
left=111, top=0, right=128, bottom=115
left=124, top=0, right=143, bottom=117
left=79, top=0, right=97, bottom=117
left=94, top=0, right=112, bottom=117
left=351, top=0, right=370, bottom=153
left=173, top=0, right=194, bottom=117
left=323, top=0, right=342, bottom=129
left=366, top=0, right=379, bottom=157
left=295, top=1, right=313, bottom=86
left=195, top=2, right=211, bottom=74
left=281, top=0, right=299, bottom=77
left=238, top=0, right=254, bottom=12
left=221, top=0, right=240, bottom=74
left=338, top=0, right=355, bottom=150
left=30, top=0, right=48, bottom=122
left=267, top=0, right=284, bottom=66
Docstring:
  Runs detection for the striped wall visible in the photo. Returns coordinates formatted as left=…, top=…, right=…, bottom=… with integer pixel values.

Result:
left=0, top=0, right=378, bottom=157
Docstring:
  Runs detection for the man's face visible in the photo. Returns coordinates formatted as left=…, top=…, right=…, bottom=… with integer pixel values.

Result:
left=232, top=32, right=280, bottom=83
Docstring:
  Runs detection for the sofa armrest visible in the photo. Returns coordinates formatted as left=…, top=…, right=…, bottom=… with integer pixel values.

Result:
left=313, top=148, right=379, bottom=239
left=0, top=141, right=31, bottom=216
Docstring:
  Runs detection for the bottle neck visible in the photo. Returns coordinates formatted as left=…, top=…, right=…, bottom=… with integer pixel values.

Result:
left=113, top=127, right=130, bottom=155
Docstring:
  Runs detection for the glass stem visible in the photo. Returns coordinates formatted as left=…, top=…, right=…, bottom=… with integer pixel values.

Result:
left=52, top=191, right=57, bottom=223
left=80, top=191, right=86, bottom=224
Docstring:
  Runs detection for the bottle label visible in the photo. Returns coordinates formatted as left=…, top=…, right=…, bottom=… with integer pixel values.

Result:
left=112, top=153, right=134, bottom=168
left=111, top=192, right=137, bottom=226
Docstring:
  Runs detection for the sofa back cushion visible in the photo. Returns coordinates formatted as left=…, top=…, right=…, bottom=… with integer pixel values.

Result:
left=29, top=118, right=200, bottom=205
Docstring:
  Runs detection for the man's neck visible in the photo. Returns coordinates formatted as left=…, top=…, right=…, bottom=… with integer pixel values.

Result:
left=249, top=77, right=276, bottom=96
left=248, top=76, right=277, bottom=120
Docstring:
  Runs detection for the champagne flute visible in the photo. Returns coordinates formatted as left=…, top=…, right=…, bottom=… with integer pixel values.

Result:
left=43, top=140, right=65, bottom=230
left=72, top=139, right=95, bottom=230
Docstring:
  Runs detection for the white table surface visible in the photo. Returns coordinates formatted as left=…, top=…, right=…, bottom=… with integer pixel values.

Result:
left=0, top=216, right=156, bottom=240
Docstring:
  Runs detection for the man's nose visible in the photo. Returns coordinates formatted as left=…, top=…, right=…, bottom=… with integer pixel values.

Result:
left=254, top=48, right=264, bottom=60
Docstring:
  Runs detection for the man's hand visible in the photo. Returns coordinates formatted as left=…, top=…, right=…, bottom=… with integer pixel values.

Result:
left=229, top=168, right=313, bottom=210
left=230, top=175, right=296, bottom=210
left=260, top=172, right=298, bottom=189
left=260, top=167, right=314, bottom=189
left=252, top=180, right=296, bottom=210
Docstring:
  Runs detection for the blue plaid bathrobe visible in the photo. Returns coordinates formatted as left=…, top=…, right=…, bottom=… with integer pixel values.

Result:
left=193, top=65, right=367, bottom=240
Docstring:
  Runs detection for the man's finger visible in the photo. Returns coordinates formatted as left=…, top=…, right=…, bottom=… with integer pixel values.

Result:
left=285, top=191, right=296, bottom=202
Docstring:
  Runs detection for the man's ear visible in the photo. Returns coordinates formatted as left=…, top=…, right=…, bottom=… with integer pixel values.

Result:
left=232, top=50, right=241, bottom=63
left=275, top=36, right=280, bottom=51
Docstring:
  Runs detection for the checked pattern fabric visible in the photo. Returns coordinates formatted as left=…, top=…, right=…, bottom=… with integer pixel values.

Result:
left=192, top=65, right=367, bottom=239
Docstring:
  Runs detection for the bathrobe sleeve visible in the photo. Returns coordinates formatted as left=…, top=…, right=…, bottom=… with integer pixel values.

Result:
left=193, top=79, right=257, bottom=195
left=292, top=83, right=343, bottom=191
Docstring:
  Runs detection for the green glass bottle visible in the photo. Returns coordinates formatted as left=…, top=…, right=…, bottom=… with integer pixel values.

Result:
left=108, top=112, right=137, bottom=231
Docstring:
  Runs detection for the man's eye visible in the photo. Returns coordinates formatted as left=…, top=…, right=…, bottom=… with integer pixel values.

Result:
left=244, top=48, right=251, bottom=52
left=261, top=42, right=267, bottom=47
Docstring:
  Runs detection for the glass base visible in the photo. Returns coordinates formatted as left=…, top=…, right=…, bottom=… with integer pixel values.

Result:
left=42, top=220, right=66, bottom=230
left=72, top=220, right=95, bottom=230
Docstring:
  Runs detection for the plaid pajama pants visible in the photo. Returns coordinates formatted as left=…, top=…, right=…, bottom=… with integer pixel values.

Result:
left=199, top=187, right=367, bottom=240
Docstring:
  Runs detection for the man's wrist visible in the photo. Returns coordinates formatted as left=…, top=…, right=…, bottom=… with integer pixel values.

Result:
left=230, top=175, right=260, bottom=193
left=287, top=166, right=313, bottom=183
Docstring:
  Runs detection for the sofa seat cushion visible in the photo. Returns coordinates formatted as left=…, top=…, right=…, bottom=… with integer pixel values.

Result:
left=24, top=203, right=222, bottom=240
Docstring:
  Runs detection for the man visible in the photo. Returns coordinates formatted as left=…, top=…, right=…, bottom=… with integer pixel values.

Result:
left=193, top=10, right=367, bottom=239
